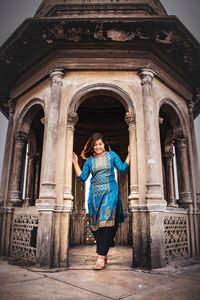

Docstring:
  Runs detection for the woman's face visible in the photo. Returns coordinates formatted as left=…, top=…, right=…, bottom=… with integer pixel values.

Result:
left=93, top=139, right=105, bottom=156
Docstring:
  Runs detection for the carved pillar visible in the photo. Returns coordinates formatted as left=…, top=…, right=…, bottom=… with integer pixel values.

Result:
left=58, top=112, right=78, bottom=266
left=163, top=151, right=177, bottom=207
left=39, top=68, right=65, bottom=202
left=36, top=68, right=65, bottom=268
left=63, top=112, right=78, bottom=209
left=125, top=111, right=139, bottom=209
left=139, top=69, right=163, bottom=204
left=0, top=99, right=16, bottom=206
left=173, top=128, right=192, bottom=207
left=10, top=132, right=28, bottom=206
left=24, top=153, right=38, bottom=206
left=133, top=69, right=166, bottom=269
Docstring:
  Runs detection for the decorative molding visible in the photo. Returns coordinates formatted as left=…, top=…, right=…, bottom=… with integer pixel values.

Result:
left=36, top=203, right=73, bottom=213
left=69, top=83, right=134, bottom=112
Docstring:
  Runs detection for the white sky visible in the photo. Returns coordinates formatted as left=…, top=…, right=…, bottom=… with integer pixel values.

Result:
left=0, top=0, right=200, bottom=178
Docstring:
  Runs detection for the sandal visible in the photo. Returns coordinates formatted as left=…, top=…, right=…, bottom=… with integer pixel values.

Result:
left=94, top=258, right=106, bottom=270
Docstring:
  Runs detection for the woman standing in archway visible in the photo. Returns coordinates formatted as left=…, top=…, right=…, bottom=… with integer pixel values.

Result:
left=72, top=132, right=129, bottom=270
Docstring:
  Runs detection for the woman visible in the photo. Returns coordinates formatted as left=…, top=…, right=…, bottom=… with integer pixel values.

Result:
left=72, top=132, right=129, bottom=270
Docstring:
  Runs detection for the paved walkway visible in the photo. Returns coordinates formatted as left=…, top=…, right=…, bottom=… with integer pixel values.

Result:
left=0, top=246, right=200, bottom=300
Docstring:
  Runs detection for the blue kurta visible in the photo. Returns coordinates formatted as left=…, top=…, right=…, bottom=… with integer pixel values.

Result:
left=78, top=151, right=129, bottom=231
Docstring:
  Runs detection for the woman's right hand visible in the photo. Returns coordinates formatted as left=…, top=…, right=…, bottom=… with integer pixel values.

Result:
left=72, top=152, right=78, bottom=164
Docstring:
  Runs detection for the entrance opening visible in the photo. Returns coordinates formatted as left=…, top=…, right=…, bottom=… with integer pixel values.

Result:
left=70, top=94, right=131, bottom=247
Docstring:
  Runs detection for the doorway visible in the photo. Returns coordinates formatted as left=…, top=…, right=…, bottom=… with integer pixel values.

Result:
left=70, top=94, right=132, bottom=245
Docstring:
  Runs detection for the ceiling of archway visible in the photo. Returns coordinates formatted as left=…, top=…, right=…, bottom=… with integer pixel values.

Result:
left=78, top=95, right=125, bottom=113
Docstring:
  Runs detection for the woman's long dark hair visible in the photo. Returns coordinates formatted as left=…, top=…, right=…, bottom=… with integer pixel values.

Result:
left=81, top=132, right=110, bottom=159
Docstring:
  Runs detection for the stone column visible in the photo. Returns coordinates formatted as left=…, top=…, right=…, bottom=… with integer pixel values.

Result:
left=39, top=68, right=65, bottom=202
left=125, top=111, right=139, bottom=208
left=139, top=69, right=163, bottom=205
left=163, top=151, right=177, bottom=207
left=36, top=68, right=65, bottom=268
left=24, top=153, right=37, bottom=206
left=173, top=128, right=192, bottom=208
left=59, top=112, right=78, bottom=266
left=10, top=132, right=28, bottom=206
left=0, top=99, right=16, bottom=206
left=133, top=69, right=166, bottom=269
left=63, top=112, right=78, bottom=208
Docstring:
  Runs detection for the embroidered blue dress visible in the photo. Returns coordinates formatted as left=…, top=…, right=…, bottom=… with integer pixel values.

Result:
left=78, top=151, right=129, bottom=231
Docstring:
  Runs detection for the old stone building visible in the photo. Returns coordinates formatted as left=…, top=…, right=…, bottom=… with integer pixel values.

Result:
left=0, top=0, right=200, bottom=269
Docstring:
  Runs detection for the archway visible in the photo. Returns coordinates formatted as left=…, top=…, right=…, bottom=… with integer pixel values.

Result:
left=70, top=93, right=132, bottom=245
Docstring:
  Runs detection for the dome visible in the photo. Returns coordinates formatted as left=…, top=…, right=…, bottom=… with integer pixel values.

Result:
left=35, top=0, right=167, bottom=18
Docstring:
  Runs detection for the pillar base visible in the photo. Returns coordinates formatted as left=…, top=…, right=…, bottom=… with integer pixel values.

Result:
left=132, top=207, right=166, bottom=269
left=36, top=203, right=71, bottom=268
left=10, top=191, right=23, bottom=207
left=178, top=192, right=192, bottom=208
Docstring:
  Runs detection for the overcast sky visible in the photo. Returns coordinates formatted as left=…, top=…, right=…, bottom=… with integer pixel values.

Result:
left=0, top=0, right=200, bottom=178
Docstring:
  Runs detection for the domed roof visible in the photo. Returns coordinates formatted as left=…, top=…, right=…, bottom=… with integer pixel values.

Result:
left=35, top=0, right=167, bottom=18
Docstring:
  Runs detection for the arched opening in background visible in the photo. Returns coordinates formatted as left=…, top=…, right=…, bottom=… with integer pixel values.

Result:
left=159, top=102, right=186, bottom=207
left=16, top=104, right=44, bottom=206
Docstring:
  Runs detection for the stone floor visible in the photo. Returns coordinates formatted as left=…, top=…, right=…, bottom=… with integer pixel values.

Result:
left=0, top=245, right=200, bottom=300
left=68, top=244, right=133, bottom=269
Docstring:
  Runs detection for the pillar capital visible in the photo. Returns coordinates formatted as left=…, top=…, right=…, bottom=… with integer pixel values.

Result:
left=163, top=151, right=173, bottom=159
left=27, top=152, right=39, bottom=160
left=172, top=127, right=185, bottom=140
left=8, top=99, right=16, bottom=114
left=125, top=111, right=136, bottom=128
left=67, top=112, right=78, bottom=129
left=195, top=87, right=200, bottom=99
left=15, top=131, right=29, bottom=144
left=187, top=101, right=194, bottom=116
left=50, top=68, right=65, bottom=86
left=138, top=69, right=155, bottom=86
